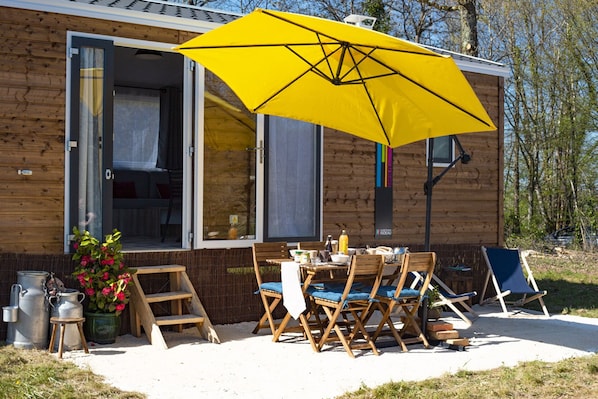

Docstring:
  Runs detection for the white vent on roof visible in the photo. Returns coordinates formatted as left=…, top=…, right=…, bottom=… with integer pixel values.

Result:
left=343, top=14, right=376, bottom=30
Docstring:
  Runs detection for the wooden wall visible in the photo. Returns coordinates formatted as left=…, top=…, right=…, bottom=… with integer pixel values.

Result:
left=0, top=5, right=503, bottom=255
left=322, top=72, right=504, bottom=248
left=0, top=7, right=197, bottom=254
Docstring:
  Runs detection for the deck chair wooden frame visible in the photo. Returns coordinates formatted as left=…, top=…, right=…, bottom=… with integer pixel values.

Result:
left=252, top=242, right=289, bottom=335
left=372, top=252, right=436, bottom=351
left=308, top=254, right=384, bottom=358
left=481, top=246, right=549, bottom=316
left=410, top=273, right=478, bottom=326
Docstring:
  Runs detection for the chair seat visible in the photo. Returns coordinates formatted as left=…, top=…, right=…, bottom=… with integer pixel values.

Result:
left=259, top=281, right=283, bottom=294
left=376, top=285, right=420, bottom=299
left=439, top=290, right=477, bottom=299
left=307, top=285, right=373, bottom=305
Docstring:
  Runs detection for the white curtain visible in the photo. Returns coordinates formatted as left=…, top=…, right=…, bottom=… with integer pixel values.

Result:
left=267, top=117, right=318, bottom=238
left=78, top=47, right=104, bottom=238
left=113, top=87, right=160, bottom=170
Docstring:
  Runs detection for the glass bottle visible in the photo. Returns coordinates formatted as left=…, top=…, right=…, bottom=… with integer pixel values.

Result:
left=339, top=230, right=349, bottom=255
left=325, top=235, right=333, bottom=252
left=227, top=223, right=238, bottom=240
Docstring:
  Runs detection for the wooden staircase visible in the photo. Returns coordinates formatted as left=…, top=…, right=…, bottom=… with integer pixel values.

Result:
left=129, top=264, right=220, bottom=349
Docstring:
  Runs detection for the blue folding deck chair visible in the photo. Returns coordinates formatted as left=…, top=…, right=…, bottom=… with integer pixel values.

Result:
left=481, top=247, right=549, bottom=316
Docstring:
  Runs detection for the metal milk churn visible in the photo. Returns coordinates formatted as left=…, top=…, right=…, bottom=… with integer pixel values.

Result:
left=6, top=271, right=50, bottom=349
left=50, top=289, right=85, bottom=350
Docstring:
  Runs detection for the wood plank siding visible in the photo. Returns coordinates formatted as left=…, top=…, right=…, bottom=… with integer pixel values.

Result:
left=322, top=71, right=503, bottom=247
left=0, top=7, right=194, bottom=253
left=0, top=7, right=503, bottom=254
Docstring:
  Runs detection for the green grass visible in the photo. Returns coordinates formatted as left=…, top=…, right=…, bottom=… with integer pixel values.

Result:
left=0, top=346, right=145, bottom=399
left=525, top=250, right=598, bottom=317
left=335, top=355, right=598, bottom=398
left=1, top=249, right=596, bottom=399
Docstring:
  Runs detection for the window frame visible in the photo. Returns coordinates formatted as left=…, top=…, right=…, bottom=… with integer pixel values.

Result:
left=426, top=136, right=455, bottom=168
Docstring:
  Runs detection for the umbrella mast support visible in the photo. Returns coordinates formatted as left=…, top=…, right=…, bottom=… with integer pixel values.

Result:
left=424, top=136, right=471, bottom=251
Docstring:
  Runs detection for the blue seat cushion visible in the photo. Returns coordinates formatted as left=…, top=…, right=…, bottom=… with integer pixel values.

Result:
left=307, top=284, right=373, bottom=306
left=259, top=281, right=283, bottom=294
left=376, top=285, right=420, bottom=300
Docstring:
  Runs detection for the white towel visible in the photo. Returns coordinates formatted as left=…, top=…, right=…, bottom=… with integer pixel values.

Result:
left=281, top=262, right=306, bottom=319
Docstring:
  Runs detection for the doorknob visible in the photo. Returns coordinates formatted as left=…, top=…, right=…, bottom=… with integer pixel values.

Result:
left=246, top=140, right=264, bottom=164
left=105, top=168, right=114, bottom=180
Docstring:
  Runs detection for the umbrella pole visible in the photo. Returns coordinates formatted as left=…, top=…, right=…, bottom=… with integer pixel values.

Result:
left=424, top=139, right=434, bottom=252
left=424, top=136, right=471, bottom=252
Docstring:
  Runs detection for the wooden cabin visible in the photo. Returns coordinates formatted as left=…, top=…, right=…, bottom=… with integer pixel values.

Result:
left=0, top=0, right=509, bottom=340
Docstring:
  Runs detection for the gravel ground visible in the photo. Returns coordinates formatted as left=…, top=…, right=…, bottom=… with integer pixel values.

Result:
left=64, top=306, right=598, bottom=399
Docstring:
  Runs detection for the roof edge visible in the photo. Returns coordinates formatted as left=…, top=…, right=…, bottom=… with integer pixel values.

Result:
left=421, top=44, right=510, bottom=78
left=0, top=0, right=229, bottom=33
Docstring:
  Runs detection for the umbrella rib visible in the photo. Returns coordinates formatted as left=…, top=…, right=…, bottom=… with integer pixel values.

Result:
left=260, top=9, right=442, bottom=58
left=347, top=49, right=392, bottom=146
left=347, top=46, right=495, bottom=128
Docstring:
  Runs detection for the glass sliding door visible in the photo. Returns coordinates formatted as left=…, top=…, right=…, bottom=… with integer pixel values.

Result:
left=68, top=37, right=114, bottom=240
left=201, top=70, right=257, bottom=243
left=264, top=116, right=321, bottom=241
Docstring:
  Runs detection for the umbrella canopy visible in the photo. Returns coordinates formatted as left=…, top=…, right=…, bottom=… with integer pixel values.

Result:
left=175, top=8, right=496, bottom=148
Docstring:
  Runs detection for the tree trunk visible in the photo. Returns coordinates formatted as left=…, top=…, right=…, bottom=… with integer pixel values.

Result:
left=459, top=0, right=478, bottom=56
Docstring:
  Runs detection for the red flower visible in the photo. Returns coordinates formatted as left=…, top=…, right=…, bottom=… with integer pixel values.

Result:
left=71, top=227, right=132, bottom=316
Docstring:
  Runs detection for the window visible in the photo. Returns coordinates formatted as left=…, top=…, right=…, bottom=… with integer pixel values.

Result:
left=113, top=87, right=160, bottom=170
left=264, top=116, right=321, bottom=241
left=426, top=136, right=455, bottom=167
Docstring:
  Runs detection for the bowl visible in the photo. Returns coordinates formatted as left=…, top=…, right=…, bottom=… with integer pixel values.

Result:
left=289, top=249, right=303, bottom=257
left=330, top=254, right=350, bottom=264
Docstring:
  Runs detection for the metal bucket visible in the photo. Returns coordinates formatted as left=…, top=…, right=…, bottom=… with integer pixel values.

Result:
left=50, top=289, right=85, bottom=350
left=2, top=306, right=18, bottom=322
left=6, top=271, right=50, bottom=349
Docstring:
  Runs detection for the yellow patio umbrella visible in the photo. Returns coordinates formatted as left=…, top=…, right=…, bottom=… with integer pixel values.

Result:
left=175, top=8, right=496, bottom=148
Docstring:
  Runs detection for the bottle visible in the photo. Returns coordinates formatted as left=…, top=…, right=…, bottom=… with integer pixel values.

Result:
left=339, top=230, right=349, bottom=255
left=325, top=235, right=333, bottom=252
left=228, top=224, right=238, bottom=240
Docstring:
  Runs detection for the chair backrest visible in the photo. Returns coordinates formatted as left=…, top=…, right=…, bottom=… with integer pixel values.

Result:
left=297, top=241, right=326, bottom=251
left=482, top=247, right=535, bottom=293
left=252, top=242, right=288, bottom=285
left=343, top=254, right=385, bottom=297
left=167, top=169, right=183, bottom=202
left=396, top=252, right=436, bottom=300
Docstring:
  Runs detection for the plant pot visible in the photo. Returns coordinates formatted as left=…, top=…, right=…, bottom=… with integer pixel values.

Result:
left=427, top=307, right=442, bottom=320
left=84, top=311, right=121, bottom=344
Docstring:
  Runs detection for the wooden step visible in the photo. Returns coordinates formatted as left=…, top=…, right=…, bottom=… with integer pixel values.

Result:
left=155, top=314, right=205, bottom=326
left=145, top=291, right=193, bottom=303
left=129, top=264, right=220, bottom=349
left=134, top=265, right=187, bottom=274
left=428, top=329, right=460, bottom=340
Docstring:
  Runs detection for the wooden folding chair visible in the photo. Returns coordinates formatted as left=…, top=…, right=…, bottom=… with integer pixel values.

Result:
left=252, top=242, right=289, bottom=335
left=372, top=252, right=436, bottom=351
left=307, top=254, right=384, bottom=358
left=481, top=246, right=549, bottom=316
left=428, top=274, right=478, bottom=325
left=409, top=272, right=478, bottom=326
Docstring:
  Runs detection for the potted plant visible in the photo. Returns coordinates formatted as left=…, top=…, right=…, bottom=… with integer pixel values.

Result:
left=426, top=287, right=443, bottom=320
left=71, top=227, right=134, bottom=344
